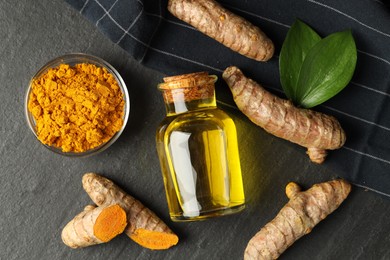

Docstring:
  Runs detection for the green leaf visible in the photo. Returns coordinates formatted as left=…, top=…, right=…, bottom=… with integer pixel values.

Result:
left=279, top=19, right=321, bottom=103
left=296, top=30, right=357, bottom=108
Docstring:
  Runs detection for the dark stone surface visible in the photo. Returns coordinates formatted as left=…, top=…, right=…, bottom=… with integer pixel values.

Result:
left=0, top=0, right=389, bottom=259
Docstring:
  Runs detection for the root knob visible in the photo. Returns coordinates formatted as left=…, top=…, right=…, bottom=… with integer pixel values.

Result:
left=307, top=147, right=327, bottom=164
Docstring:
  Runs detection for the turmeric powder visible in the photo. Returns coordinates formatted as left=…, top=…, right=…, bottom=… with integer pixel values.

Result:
left=28, top=63, right=125, bottom=153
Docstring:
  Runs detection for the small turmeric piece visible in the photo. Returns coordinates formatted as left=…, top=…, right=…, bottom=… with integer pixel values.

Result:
left=168, top=0, right=274, bottom=61
left=82, top=173, right=179, bottom=250
left=223, top=66, right=346, bottom=163
left=61, top=204, right=127, bottom=249
left=28, top=63, right=124, bottom=152
left=244, top=179, right=351, bottom=260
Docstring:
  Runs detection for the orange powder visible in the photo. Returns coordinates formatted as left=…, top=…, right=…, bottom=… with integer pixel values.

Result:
left=28, top=63, right=125, bottom=152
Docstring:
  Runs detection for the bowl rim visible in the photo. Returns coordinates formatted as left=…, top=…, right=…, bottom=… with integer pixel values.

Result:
left=25, top=53, right=130, bottom=157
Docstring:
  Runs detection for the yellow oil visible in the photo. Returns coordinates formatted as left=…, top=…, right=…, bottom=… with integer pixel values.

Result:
left=156, top=103, right=245, bottom=221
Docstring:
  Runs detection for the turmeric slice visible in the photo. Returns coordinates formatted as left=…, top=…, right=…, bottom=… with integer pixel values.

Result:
left=61, top=204, right=127, bottom=249
left=168, top=0, right=274, bottom=61
left=223, top=66, right=346, bottom=163
left=82, top=173, right=179, bottom=250
left=244, top=179, right=351, bottom=259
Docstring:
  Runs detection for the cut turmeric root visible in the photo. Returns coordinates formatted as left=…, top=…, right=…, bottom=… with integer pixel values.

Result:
left=244, top=179, right=351, bottom=260
left=61, top=204, right=127, bottom=249
left=168, top=0, right=274, bottom=61
left=82, top=173, right=179, bottom=250
left=223, top=66, right=346, bottom=163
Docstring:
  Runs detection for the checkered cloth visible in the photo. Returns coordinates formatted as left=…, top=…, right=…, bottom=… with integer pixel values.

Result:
left=66, top=0, right=390, bottom=197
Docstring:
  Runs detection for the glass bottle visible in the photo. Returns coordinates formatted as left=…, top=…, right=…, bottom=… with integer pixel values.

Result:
left=156, top=72, right=245, bottom=221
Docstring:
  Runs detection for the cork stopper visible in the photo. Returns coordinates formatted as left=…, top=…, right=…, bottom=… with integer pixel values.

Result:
left=158, top=72, right=217, bottom=104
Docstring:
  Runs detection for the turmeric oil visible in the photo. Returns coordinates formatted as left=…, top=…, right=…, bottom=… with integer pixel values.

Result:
left=156, top=72, right=245, bottom=221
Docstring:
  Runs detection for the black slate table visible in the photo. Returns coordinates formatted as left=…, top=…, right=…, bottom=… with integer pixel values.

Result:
left=1, top=1, right=390, bottom=259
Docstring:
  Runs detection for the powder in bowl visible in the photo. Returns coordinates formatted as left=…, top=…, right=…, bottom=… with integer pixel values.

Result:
left=28, top=63, right=125, bottom=153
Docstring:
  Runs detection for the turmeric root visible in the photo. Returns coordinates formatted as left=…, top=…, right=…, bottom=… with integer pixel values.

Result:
left=244, top=179, right=351, bottom=260
left=222, top=66, right=346, bottom=163
left=168, top=0, right=274, bottom=61
left=82, top=173, right=179, bottom=250
left=61, top=204, right=127, bottom=249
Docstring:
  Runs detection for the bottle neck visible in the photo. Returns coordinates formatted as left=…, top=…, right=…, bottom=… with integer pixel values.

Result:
left=163, top=93, right=216, bottom=115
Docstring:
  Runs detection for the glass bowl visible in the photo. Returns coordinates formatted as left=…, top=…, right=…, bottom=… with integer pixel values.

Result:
left=25, top=53, right=130, bottom=157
